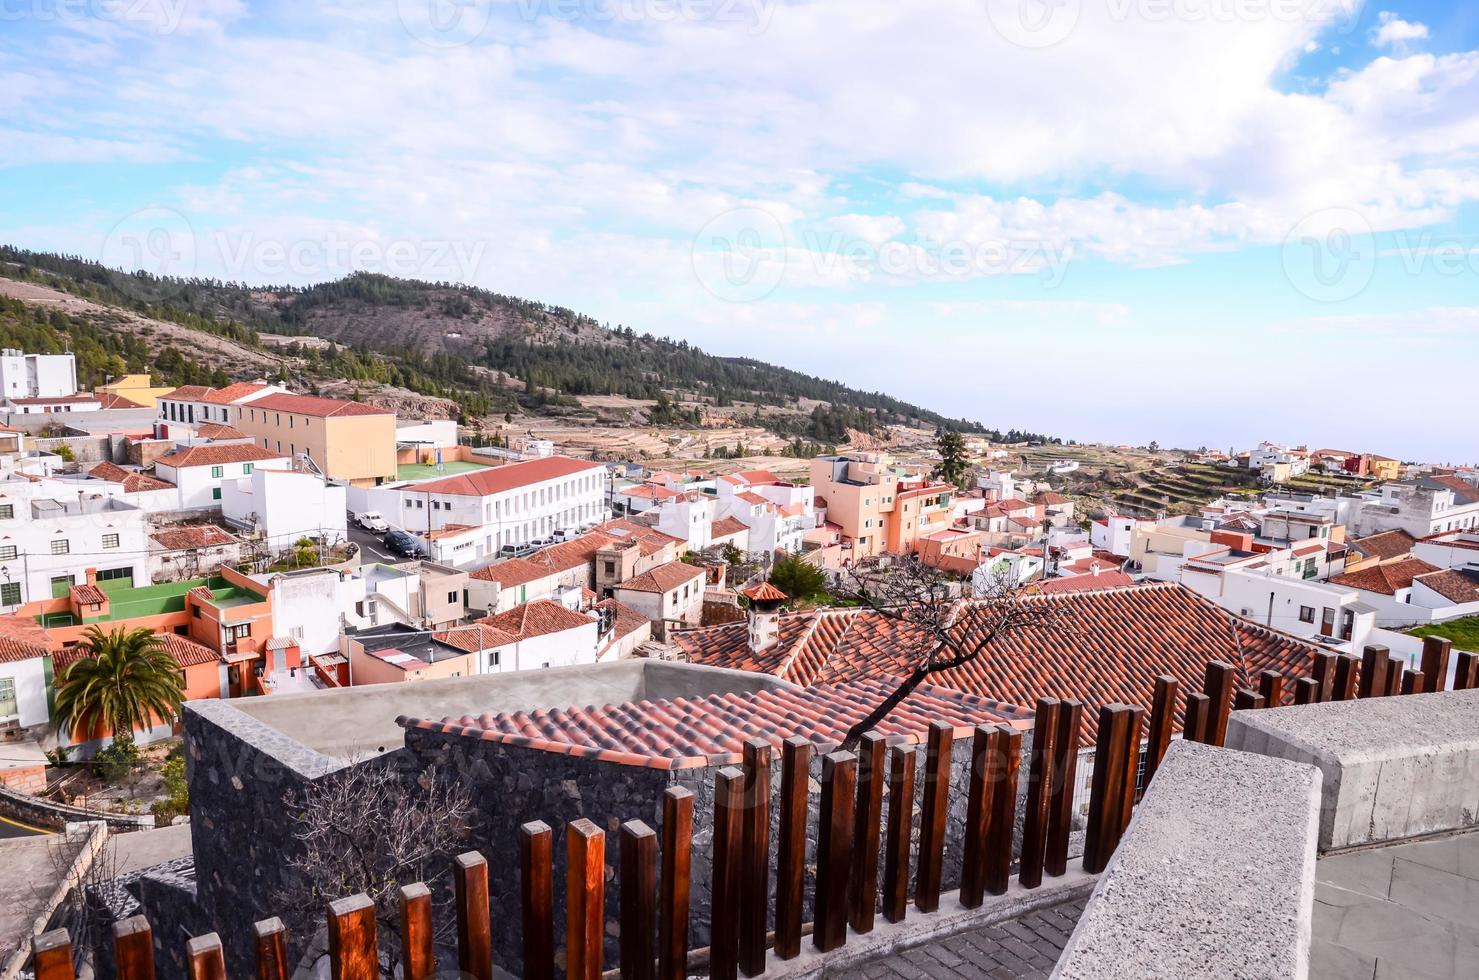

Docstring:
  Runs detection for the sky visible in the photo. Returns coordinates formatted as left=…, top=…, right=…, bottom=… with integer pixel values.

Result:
left=3, top=1, right=1478, bottom=462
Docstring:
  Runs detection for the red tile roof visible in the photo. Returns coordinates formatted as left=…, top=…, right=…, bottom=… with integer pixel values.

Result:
left=478, top=599, right=594, bottom=641
left=247, top=392, right=392, bottom=418
left=201, top=383, right=270, bottom=405
left=69, top=583, right=108, bottom=605
left=193, top=422, right=249, bottom=440
left=469, top=556, right=553, bottom=588
left=402, top=677, right=1031, bottom=769
left=614, top=561, right=705, bottom=595
left=0, top=627, right=50, bottom=664
left=1412, top=569, right=1479, bottom=605
left=673, top=582, right=1325, bottom=746
left=712, top=516, right=749, bottom=538
left=406, top=455, right=603, bottom=497
left=1031, top=571, right=1137, bottom=594
left=1329, top=557, right=1441, bottom=596
left=53, top=632, right=218, bottom=671
left=155, top=444, right=288, bottom=468
left=594, top=598, right=649, bottom=642
left=89, top=462, right=175, bottom=493
left=96, top=392, right=146, bottom=410
left=1351, top=529, right=1416, bottom=562
left=164, top=385, right=215, bottom=401
left=151, top=526, right=238, bottom=551
left=433, top=623, right=518, bottom=653
left=742, top=582, right=789, bottom=603
left=6, top=394, right=101, bottom=406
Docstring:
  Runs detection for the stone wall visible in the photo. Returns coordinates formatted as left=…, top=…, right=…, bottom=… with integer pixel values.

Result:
left=0, top=782, right=154, bottom=832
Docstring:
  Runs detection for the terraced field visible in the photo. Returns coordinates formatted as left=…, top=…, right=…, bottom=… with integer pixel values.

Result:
left=1103, top=462, right=1265, bottom=516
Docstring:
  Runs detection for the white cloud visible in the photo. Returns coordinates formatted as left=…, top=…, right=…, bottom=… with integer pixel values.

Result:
left=1371, top=12, right=1430, bottom=49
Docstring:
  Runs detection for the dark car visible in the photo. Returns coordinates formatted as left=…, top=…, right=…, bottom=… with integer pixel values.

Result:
left=382, top=528, right=421, bottom=558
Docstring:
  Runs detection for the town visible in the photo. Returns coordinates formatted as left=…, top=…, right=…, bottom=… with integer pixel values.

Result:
left=1, top=347, right=1475, bottom=980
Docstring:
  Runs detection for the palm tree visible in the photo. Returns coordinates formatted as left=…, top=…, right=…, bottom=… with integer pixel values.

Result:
left=53, top=627, right=184, bottom=742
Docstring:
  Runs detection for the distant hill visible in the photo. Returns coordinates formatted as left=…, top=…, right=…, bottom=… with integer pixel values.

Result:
left=0, top=246, right=1058, bottom=445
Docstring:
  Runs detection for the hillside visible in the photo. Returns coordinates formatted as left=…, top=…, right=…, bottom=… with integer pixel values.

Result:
left=0, top=247, right=1057, bottom=451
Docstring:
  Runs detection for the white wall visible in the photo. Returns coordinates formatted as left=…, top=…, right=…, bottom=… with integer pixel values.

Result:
left=0, top=656, right=50, bottom=729
left=158, top=456, right=289, bottom=511
left=0, top=351, right=77, bottom=399
left=222, top=468, right=345, bottom=549
left=265, top=568, right=364, bottom=656
left=1182, top=568, right=1375, bottom=649
left=0, top=494, right=150, bottom=608
left=395, top=419, right=459, bottom=449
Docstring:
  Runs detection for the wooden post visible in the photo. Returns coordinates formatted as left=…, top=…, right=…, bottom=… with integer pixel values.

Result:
left=1310, top=651, right=1336, bottom=702
left=850, top=731, right=887, bottom=935
left=1018, top=698, right=1060, bottom=889
left=711, top=767, right=745, bottom=980
left=32, top=930, right=75, bottom=980
left=658, top=787, right=694, bottom=980
left=1045, top=700, right=1083, bottom=878
left=1183, top=692, right=1209, bottom=744
left=1293, top=676, right=1319, bottom=705
left=186, top=935, right=227, bottom=980
left=327, top=895, right=377, bottom=980
left=1456, top=652, right=1479, bottom=691
left=815, top=751, right=856, bottom=953
left=1203, top=660, right=1237, bottom=746
left=1083, top=705, right=1131, bottom=874
left=1336, top=654, right=1361, bottom=700
left=1360, top=644, right=1391, bottom=699
left=985, top=727, right=1022, bottom=897
left=253, top=918, right=289, bottom=980
left=1385, top=656, right=1406, bottom=697
left=399, top=883, right=435, bottom=980
left=739, top=738, right=772, bottom=977
left=567, top=820, right=606, bottom=980
left=1233, top=689, right=1265, bottom=711
left=113, top=916, right=156, bottom=980
left=520, top=821, right=555, bottom=980
left=620, top=821, right=658, bottom=980
left=773, top=737, right=809, bottom=959
left=1258, top=669, right=1285, bottom=707
left=1401, top=670, right=1425, bottom=696
left=1421, top=636, right=1452, bottom=693
left=1117, top=706, right=1143, bottom=835
left=915, top=722, right=953, bottom=913
left=959, top=725, right=993, bottom=909
left=1143, top=677, right=1176, bottom=787
left=881, top=744, right=916, bottom=924
left=454, top=851, right=493, bottom=980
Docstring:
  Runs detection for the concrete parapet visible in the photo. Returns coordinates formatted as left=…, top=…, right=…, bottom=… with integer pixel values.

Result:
left=1052, top=740, right=1321, bottom=980
left=1226, top=688, right=1479, bottom=849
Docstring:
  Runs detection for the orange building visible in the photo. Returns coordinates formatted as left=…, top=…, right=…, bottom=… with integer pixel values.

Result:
left=809, top=454, right=954, bottom=561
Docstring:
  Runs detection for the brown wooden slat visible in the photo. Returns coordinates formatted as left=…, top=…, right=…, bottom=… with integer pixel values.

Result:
left=1018, top=698, right=1061, bottom=889
left=113, top=916, right=156, bottom=980
left=1421, top=636, right=1452, bottom=693
left=1385, top=657, right=1406, bottom=697
left=1402, top=670, right=1424, bottom=696
left=32, top=930, right=74, bottom=980
left=454, top=851, right=493, bottom=980
left=815, top=750, right=857, bottom=953
left=985, top=726, right=1022, bottom=897
left=620, top=820, right=658, bottom=980
left=1233, top=689, right=1265, bottom=711
left=252, top=918, right=289, bottom=980
left=399, top=883, right=435, bottom=980
left=915, top=721, right=953, bottom=913
left=520, top=821, right=554, bottom=980
left=773, top=736, right=809, bottom=960
left=1333, top=654, right=1360, bottom=701
left=1456, top=652, right=1479, bottom=691
left=850, top=730, right=887, bottom=935
left=1143, top=677, right=1176, bottom=787
left=658, top=787, right=694, bottom=980
left=959, top=725, right=993, bottom=909
left=186, top=935, right=227, bottom=980
left=1045, top=699, right=1083, bottom=878
left=1360, top=644, right=1391, bottom=699
left=711, top=767, right=745, bottom=980
left=1203, top=661, right=1237, bottom=746
left=1183, top=692, right=1209, bottom=745
left=739, top=738, right=772, bottom=977
left=1311, top=651, right=1337, bottom=702
left=881, top=744, right=916, bottom=924
left=1294, top=676, right=1319, bottom=705
left=1258, top=669, right=1284, bottom=707
left=567, top=819, right=606, bottom=980
left=1083, top=705, right=1130, bottom=874
left=1117, top=706, right=1144, bottom=836
left=327, top=895, right=377, bottom=980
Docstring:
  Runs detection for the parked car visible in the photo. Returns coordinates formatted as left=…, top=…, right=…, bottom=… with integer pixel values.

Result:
left=498, top=543, right=536, bottom=559
left=551, top=528, right=575, bottom=542
left=529, top=536, right=553, bottom=549
left=356, top=511, right=388, bottom=533
left=383, top=528, right=421, bottom=558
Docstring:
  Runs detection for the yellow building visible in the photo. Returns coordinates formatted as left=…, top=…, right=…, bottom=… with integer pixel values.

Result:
left=1367, top=456, right=1401, bottom=481
left=232, top=393, right=397, bottom=487
left=99, top=374, right=174, bottom=410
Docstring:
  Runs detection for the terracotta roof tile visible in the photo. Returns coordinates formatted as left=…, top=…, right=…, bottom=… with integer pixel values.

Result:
left=69, top=583, right=108, bottom=605
left=1031, top=571, right=1137, bottom=594
left=0, top=624, right=50, bottom=664
left=404, top=677, right=1031, bottom=769
left=478, top=599, right=593, bottom=641
left=201, top=382, right=269, bottom=405
left=742, top=582, right=789, bottom=602
left=1413, top=569, right=1479, bottom=605
left=96, top=392, right=145, bottom=409
left=594, top=598, right=649, bottom=641
left=156, top=444, right=288, bottom=468
left=164, top=385, right=215, bottom=401
left=53, top=632, right=218, bottom=671
left=1329, top=557, right=1441, bottom=596
left=193, top=422, right=249, bottom=440
left=151, top=526, right=238, bottom=550
left=1350, top=529, right=1417, bottom=562
left=433, top=623, right=518, bottom=653
left=89, top=462, right=175, bottom=493
left=712, top=516, right=749, bottom=538
left=614, top=561, right=705, bottom=595
left=248, top=392, right=392, bottom=418
left=405, top=456, right=603, bottom=498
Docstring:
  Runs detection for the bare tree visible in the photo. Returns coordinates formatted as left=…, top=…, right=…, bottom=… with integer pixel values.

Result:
left=278, top=762, right=474, bottom=974
left=835, top=556, right=1059, bottom=751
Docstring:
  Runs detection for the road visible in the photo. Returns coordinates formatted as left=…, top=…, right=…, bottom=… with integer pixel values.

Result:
left=0, top=813, right=48, bottom=838
left=346, top=519, right=400, bottom=563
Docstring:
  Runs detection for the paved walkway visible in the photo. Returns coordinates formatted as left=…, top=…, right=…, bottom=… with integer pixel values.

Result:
left=1313, top=830, right=1479, bottom=980
left=854, top=899, right=1086, bottom=979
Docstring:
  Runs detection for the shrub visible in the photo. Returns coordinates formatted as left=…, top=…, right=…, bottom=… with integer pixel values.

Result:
left=92, top=732, right=142, bottom=783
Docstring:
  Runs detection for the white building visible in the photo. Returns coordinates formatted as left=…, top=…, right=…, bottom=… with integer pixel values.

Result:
left=715, top=471, right=813, bottom=555
left=156, top=382, right=285, bottom=431
left=2, top=394, right=102, bottom=415
left=0, top=350, right=77, bottom=400
left=1180, top=566, right=1375, bottom=650
left=221, top=466, right=347, bottom=550
left=154, top=443, right=291, bottom=511
left=395, top=418, right=459, bottom=452
left=1091, top=515, right=1144, bottom=557
left=1351, top=477, right=1479, bottom=539
left=0, top=637, right=52, bottom=732
left=654, top=492, right=716, bottom=552
left=0, top=486, right=150, bottom=609
left=610, top=561, right=706, bottom=640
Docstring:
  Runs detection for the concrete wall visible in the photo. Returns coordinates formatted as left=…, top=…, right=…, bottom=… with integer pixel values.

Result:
left=1226, top=688, right=1479, bottom=849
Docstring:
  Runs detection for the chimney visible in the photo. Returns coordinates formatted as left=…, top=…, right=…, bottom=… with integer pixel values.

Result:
left=742, top=582, right=788, bottom=653
left=85, top=568, right=97, bottom=587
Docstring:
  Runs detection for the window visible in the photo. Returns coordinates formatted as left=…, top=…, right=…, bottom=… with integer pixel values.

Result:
left=0, top=677, right=15, bottom=719
left=243, top=464, right=253, bottom=475
left=102, top=534, right=120, bottom=549
left=51, top=539, right=69, bottom=555
left=212, top=487, right=222, bottom=501
left=0, top=582, right=19, bottom=607
left=0, top=545, right=15, bottom=561
left=447, top=591, right=457, bottom=604
left=211, top=465, right=224, bottom=478
left=226, top=624, right=252, bottom=643
left=289, top=626, right=305, bottom=640
left=1298, top=605, right=1315, bottom=624
left=0, top=505, right=11, bottom=520
left=488, top=650, right=500, bottom=668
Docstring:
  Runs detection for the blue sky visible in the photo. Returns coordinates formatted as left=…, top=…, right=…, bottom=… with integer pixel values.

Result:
left=3, top=1, right=1478, bottom=461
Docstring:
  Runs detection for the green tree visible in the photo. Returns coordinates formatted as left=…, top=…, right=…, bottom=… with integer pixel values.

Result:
left=934, top=427, right=969, bottom=488
left=53, top=627, right=184, bottom=742
left=768, top=555, right=828, bottom=603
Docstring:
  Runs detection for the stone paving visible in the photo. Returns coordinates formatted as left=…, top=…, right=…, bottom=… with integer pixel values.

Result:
left=852, top=899, right=1086, bottom=979
left=1312, top=830, right=1479, bottom=980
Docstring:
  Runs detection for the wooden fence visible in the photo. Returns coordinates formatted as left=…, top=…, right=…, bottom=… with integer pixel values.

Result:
left=30, top=637, right=1464, bottom=980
